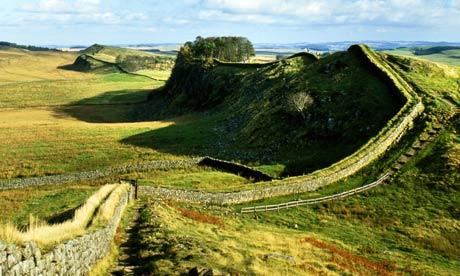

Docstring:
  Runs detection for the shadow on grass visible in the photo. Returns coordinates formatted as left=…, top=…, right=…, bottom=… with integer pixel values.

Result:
left=52, top=87, right=376, bottom=177
left=52, top=88, right=156, bottom=123
left=46, top=204, right=82, bottom=224
left=120, top=114, right=362, bottom=177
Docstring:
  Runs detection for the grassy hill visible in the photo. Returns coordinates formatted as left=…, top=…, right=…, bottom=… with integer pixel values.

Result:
left=385, top=46, right=460, bottom=66
left=143, top=48, right=402, bottom=176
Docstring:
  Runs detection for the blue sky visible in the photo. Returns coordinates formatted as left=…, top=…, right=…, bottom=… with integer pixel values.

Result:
left=1, top=0, right=459, bottom=45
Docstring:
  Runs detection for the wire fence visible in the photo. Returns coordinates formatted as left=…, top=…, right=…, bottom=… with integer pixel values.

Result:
left=241, top=173, right=390, bottom=214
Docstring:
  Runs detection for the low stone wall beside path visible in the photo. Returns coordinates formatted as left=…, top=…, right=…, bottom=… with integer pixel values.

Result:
left=0, top=186, right=132, bottom=275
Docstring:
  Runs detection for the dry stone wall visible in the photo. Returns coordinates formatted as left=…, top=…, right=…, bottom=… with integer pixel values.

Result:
left=0, top=187, right=132, bottom=275
left=0, top=159, right=199, bottom=190
left=198, top=157, right=274, bottom=181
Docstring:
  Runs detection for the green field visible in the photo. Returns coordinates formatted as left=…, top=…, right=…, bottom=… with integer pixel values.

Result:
left=385, top=46, right=460, bottom=66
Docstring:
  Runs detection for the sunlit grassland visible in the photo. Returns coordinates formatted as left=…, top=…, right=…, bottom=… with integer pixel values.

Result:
left=134, top=69, right=171, bottom=80
left=135, top=166, right=251, bottom=191
left=0, top=107, right=184, bottom=178
left=0, top=74, right=160, bottom=108
left=0, top=48, right=184, bottom=178
left=0, top=48, right=91, bottom=83
left=0, top=48, right=163, bottom=107
left=384, top=54, right=460, bottom=105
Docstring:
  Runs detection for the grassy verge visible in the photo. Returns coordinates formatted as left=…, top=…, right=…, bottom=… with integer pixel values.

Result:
left=0, top=107, right=183, bottom=178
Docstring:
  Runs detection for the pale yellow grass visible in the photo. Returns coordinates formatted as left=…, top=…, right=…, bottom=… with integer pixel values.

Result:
left=0, top=184, right=121, bottom=248
left=155, top=204, right=338, bottom=275
left=0, top=107, right=182, bottom=178
left=94, top=183, right=130, bottom=224
left=0, top=107, right=175, bottom=128
left=0, top=49, right=92, bottom=82
left=134, top=69, right=172, bottom=80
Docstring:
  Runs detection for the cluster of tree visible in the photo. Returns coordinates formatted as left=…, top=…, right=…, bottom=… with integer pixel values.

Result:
left=0, top=41, right=57, bottom=51
left=115, top=55, right=174, bottom=72
left=180, top=36, right=255, bottom=62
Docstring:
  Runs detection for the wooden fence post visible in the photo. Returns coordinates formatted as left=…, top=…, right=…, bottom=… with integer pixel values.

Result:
left=130, top=179, right=138, bottom=200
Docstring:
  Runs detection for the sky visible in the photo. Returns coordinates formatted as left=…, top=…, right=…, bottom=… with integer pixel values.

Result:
left=1, top=0, right=459, bottom=45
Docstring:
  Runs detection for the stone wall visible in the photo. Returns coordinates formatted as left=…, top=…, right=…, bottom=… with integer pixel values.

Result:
left=0, top=187, right=132, bottom=275
left=198, top=157, right=274, bottom=181
left=0, top=159, right=199, bottom=190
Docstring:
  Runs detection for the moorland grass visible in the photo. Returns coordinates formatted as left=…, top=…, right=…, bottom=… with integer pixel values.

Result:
left=0, top=74, right=159, bottom=108
left=134, top=199, right=396, bottom=275
left=134, top=166, right=251, bottom=191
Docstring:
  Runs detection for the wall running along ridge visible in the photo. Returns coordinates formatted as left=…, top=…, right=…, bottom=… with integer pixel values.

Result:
left=0, top=186, right=133, bottom=275
left=140, top=45, right=425, bottom=204
left=213, top=52, right=318, bottom=68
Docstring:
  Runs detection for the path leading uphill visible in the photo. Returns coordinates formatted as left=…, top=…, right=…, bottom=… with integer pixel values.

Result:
left=111, top=203, right=143, bottom=275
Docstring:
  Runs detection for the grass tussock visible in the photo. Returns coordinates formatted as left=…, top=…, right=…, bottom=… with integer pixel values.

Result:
left=0, top=183, right=127, bottom=248
left=300, top=237, right=393, bottom=275
left=94, top=183, right=130, bottom=225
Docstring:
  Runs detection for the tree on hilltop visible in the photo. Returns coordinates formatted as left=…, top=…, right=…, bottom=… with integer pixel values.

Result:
left=180, top=36, right=255, bottom=62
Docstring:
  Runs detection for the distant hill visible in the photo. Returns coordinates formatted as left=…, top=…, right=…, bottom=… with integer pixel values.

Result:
left=255, top=41, right=460, bottom=52
left=0, top=41, right=58, bottom=52
left=65, top=44, right=175, bottom=75
left=412, top=46, right=460, bottom=56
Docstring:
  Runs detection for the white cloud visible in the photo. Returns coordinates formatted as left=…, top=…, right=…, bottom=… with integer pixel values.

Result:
left=38, top=0, right=68, bottom=11
left=198, top=0, right=460, bottom=27
left=198, top=10, right=280, bottom=24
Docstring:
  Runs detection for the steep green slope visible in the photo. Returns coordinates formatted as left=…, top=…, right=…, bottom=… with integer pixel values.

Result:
left=153, top=47, right=403, bottom=175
